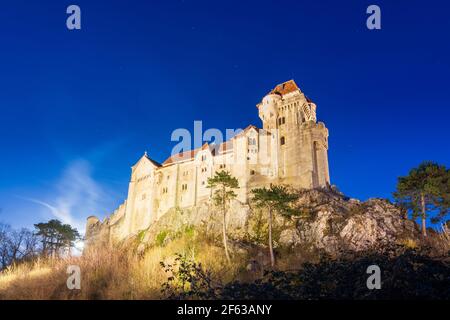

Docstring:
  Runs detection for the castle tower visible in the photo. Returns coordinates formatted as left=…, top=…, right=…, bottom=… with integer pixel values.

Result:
left=257, top=80, right=330, bottom=188
left=86, top=79, right=332, bottom=244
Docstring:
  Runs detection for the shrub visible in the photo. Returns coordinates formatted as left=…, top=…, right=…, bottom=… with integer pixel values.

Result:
left=160, top=253, right=218, bottom=299
left=155, top=230, right=169, bottom=247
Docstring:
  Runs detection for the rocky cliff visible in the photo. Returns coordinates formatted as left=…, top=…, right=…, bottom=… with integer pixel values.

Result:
left=279, top=189, right=420, bottom=254
left=107, top=188, right=427, bottom=257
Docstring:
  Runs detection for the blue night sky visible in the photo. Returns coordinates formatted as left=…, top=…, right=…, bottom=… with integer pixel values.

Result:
left=0, top=0, right=449, bottom=232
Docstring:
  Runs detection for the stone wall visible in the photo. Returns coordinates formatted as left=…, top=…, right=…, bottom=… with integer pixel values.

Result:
left=86, top=80, right=331, bottom=245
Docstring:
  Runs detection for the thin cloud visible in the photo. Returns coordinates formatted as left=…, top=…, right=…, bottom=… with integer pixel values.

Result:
left=19, top=197, right=76, bottom=226
left=21, top=159, right=113, bottom=234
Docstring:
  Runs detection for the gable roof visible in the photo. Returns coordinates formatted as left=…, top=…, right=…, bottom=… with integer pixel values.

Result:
left=132, top=152, right=162, bottom=170
left=233, top=124, right=260, bottom=139
left=162, top=148, right=199, bottom=166
left=162, top=143, right=210, bottom=166
left=144, top=154, right=162, bottom=167
left=269, top=80, right=300, bottom=96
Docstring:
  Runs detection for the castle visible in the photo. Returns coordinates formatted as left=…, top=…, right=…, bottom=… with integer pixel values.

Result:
left=86, top=80, right=330, bottom=242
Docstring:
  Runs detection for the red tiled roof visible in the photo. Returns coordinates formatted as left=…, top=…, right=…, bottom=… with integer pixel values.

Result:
left=162, top=148, right=199, bottom=166
left=162, top=143, right=213, bottom=166
left=269, top=80, right=300, bottom=96
left=162, top=139, right=238, bottom=166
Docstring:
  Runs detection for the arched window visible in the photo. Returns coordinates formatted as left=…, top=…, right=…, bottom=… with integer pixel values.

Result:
left=280, top=136, right=286, bottom=145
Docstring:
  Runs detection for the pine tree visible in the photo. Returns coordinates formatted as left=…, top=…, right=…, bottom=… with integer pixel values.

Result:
left=34, top=219, right=80, bottom=258
left=394, top=161, right=449, bottom=236
left=251, top=185, right=299, bottom=267
left=207, top=171, right=239, bottom=263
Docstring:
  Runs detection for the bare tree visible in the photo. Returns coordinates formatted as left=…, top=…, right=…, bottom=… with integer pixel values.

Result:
left=0, top=223, right=40, bottom=270
left=0, top=223, right=11, bottom=269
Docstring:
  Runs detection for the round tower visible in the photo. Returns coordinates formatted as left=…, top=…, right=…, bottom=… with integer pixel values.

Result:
left=258, top=93, right=280, bottom=131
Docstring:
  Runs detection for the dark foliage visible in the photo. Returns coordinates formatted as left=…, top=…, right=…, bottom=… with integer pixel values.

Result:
left=161, top=246, right=449, bottom=300
left=217, top=248, right=449, bottom=300
left=160, top=253, right=219, bottom=299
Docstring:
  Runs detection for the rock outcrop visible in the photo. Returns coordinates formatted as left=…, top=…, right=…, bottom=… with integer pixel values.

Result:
left=140, top=199, right=250, bottom=246
left=279, top=190, right=420, bottom=255
left=89, top=188, right=423, bottom=257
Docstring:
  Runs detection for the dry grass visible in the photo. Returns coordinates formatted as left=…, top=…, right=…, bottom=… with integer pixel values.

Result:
left=398, top=238, right=419, bottom=250
left=0, top=224, right=322, bottom=300
left=0, top=233, right=251, bottom=300
left=440, top=224, right=450, bottom=247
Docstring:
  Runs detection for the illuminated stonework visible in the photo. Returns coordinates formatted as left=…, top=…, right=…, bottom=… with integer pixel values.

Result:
left=86, top=80, right=330, bottom=242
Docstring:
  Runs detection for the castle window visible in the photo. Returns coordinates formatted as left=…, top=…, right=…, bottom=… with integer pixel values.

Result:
left=181, top=184, right=188, bottom=191
left=250, top=170, right=256, bottom=175
left=142, top=193, right=146, bottom=200
left=280, top=136, right=286, bottom=145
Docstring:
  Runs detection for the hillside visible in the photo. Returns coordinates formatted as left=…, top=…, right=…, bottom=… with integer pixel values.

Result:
left=1, top=189, right=449, bottom=299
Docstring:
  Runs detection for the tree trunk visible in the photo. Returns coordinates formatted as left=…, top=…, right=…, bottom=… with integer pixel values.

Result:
left=268, top=207, right=275, bottom=268
left=42, top=238, right=47, bottom=257
left=420, top=192, right=427, bottom=237
left=222, top=195, right=231, bottom=264
left=402, top=208, right=408, bottom=220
